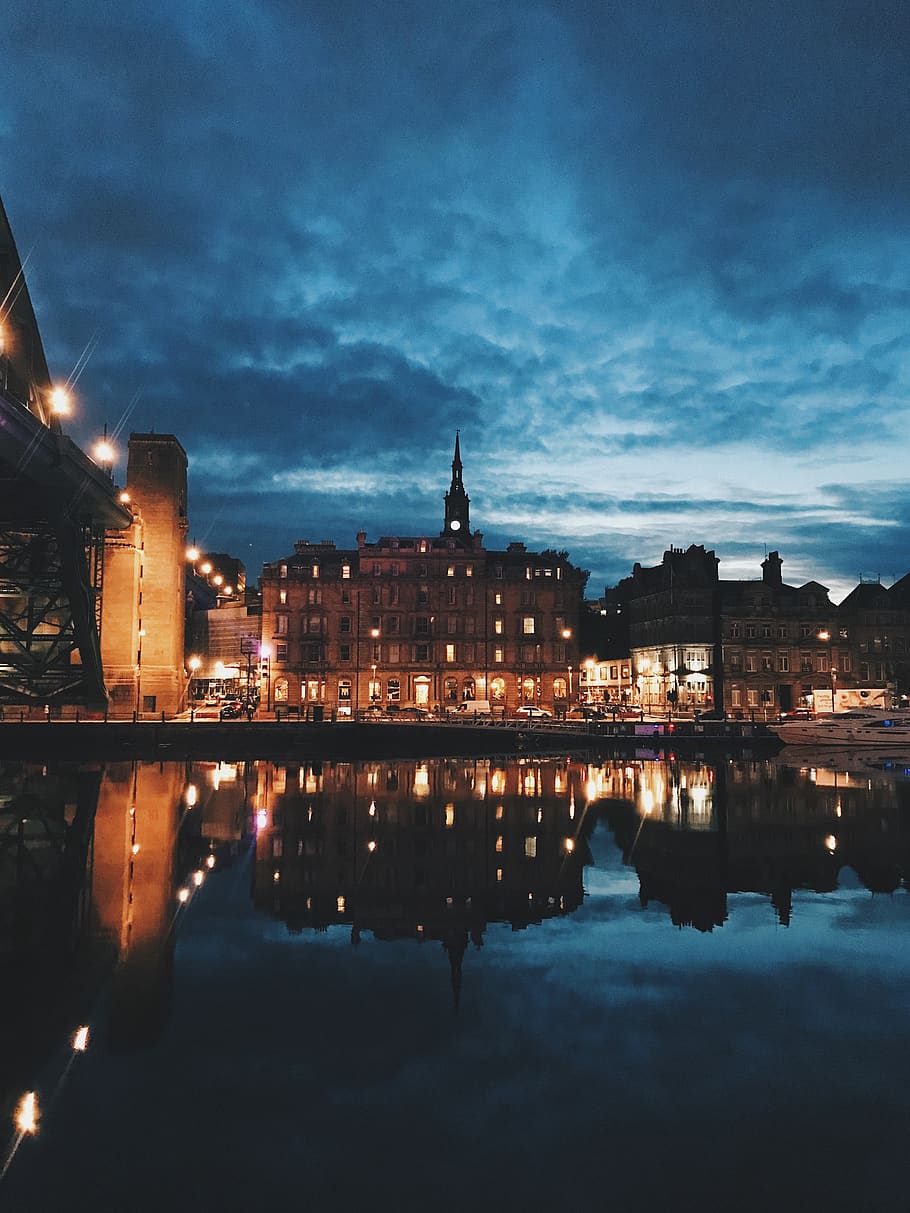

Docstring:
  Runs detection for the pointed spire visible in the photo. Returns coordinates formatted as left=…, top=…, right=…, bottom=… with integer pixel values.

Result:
left=443, top=430, right=470, bottom=537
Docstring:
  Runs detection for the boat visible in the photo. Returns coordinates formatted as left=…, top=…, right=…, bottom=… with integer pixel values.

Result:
left=767, top=710, right=910, bottom=746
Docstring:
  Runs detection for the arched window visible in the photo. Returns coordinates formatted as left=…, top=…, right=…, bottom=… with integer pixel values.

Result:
left=273, top=678, right=289, bottom=703
left=444, top=677, right=458, bottom=702
left=462, top=677, right=476, bottom=700
left=521, top=677, right=536, bottom=703
left=553, top=677, right=567, bottom=700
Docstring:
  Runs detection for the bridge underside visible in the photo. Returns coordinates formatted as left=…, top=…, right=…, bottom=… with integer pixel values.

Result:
left=0, top=512, right=108, bottom=706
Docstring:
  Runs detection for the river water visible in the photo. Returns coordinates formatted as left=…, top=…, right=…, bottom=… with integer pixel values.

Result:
left=1, top=749, right=908, bottom=1211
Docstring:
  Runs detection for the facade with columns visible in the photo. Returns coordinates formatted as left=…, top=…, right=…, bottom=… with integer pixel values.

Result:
left=258, top=436, right=588, bottom=715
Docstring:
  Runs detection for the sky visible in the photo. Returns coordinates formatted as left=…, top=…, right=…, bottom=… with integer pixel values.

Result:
left=2, top=0, right=909, bottom=599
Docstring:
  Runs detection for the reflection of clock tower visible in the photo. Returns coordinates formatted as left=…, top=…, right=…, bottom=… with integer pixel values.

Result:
left=443, top=431, right=471, bottom=538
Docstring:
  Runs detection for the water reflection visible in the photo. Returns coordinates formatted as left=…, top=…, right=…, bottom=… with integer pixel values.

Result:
left=2, top=750, right=910, bottom=1206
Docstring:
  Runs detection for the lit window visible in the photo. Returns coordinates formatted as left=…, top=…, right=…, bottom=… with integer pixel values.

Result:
left=494, top=647, right=504, bottom=663
left=447, top=565, right=455, bottom=577
left=279, top=589, right=287, bottom=604
left=523, top=616, right=535, bottom=635
left=495, top=617, right=504, bottom=635
left=466, top=565, right=473, bottom=577
left=312, top=564, right=319, bottom=578
left=341, top=563, right=351, bottom=579
left=446, top=644, right=456, bottom=662
left=524, top=836, right=537, bottom=858
left=495, top=835, right=504, bottom=852
left=445, top=804, right=455, bottom=827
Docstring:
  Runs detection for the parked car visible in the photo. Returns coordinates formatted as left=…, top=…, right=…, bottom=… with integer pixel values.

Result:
left=219, top=698, right=244, bottom=720
left=447, top=700, right=495, bottom=718
left=514, top=705, right=552, bottom=719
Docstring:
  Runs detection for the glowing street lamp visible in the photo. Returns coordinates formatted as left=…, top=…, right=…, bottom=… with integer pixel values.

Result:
left=49, top=385, right=70, bottom=416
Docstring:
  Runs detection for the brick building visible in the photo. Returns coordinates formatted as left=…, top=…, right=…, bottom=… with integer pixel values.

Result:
left=259, top=436, right=588, bottom=716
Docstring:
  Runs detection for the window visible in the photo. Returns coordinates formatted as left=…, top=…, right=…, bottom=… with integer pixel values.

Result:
left=446, top=644, right=456, bottom=662
left=312, top=563, right=320, bottom=579
left=840, top=654, right=851, bottom=673
left=761, top=655, right=774, bottom=672
left=341, top=587, right=351, bottom=604
left=416, top=644, right=429, bottom=662
left=494, top=646, right=504, bottom=664
left=390, top=562, right=399, bottom=577
left=388, top=643, right=400, bottom=663
left=464, top=643, right=475, bottom=662
left=307, top=615, right=321, bottom=634
left=554, top=643, right=566, bottom=662
left=494, top=617, right=504, bottom=635
left=417, top=584, right=429, bottom=604
left=729, top=623, right=740, bottom=638
left=341, top=563, right=351, bottom=579
left=747, top=689, right=759, bottom=707
left=373, top=562, right=381, bottom=577
left=523, top=616, right=536, bottom=635
left=279, top=564, right=287, bottom=579
left=465, top=616, right=475, bottom=634
left=447, top=585, right=457, bottom=605
left=731, top=687, right=742, bottom=707
left=371, top=586, right=381, bottom=605
left=416, top=617, right=430, bottom=635
left=387, top=678, right=401, bottom=701
left=521, top=644, right=536, bottom=662
left=338, top=679, right=352, bottom=701
left=447, top=616, right=457, bottom=634
left=276, top=615, right=288, bottom=635
left=778, top=654, right=789, bottom=672
left=307, top=587, right=321, bottom=605
left=339, top=644, right=351, bottom=662
left=778, top=625, right=788, bottom=638
left=524, top=836, right=537, bottom=858
left=520, top=590, right=535, bottom=607
left=494, top=591, right=503, bottom=605
left=447, top=565, right=455, bottom=577
left=279, top=589, right=287, bottom=605
left=762, top=625, right=771, bottom=638
left=387, top=615, right=400, bottom=635
left=306, top=643, right=320, bottom=661
left=340, top=616, right=352, bottom=633
left=729, top=652, right=743, bottom=671
left=746, top=625, right=756, bottom=638
left=495, top=565, right=503, bottom=579
left=388, top=585, right=399, bottom=605
left=142, top=694, right=157, bottom=713
left=276, top=643, right=288, bottom=662
left=466, top=565, right=473, bottom=577
left=746, top=655, right=758, bottom=672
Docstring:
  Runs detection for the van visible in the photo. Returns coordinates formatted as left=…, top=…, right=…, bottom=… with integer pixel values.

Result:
left=446, top=699, right=495, bottom=719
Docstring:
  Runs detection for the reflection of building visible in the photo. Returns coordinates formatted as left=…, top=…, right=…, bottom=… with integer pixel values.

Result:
left=596, top=755, right=910, bottom=929
left=251, top=757, right=592, bottom=996
left=259, top=436, right=588, bottom=715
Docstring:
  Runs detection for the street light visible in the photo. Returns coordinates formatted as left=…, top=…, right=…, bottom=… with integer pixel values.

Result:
left=370, top=627, right=380, bottom=704
left=261, top=644, right=272, bottom=711
left=187, top=655, right=201, bottom=720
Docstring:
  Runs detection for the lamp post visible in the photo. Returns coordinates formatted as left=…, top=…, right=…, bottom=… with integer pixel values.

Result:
left=830, top=666, right=838, bottom=713
left=261, top=644, right=272, bottom=711
left=370, top=627, right=380, bottom=705
left=188, top=656, right=201, bottom=721
left=135, top=627, right=145, bottom=720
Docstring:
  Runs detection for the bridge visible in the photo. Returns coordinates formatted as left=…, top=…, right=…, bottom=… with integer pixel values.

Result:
left=0, top=196, right=131, bottom=707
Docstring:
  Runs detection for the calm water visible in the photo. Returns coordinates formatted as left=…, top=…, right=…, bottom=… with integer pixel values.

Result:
left=1, top=750, right=909, bottom=1211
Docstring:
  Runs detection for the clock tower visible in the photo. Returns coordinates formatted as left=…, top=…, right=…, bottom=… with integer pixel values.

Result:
left=442, top=431, right=471, bottom=538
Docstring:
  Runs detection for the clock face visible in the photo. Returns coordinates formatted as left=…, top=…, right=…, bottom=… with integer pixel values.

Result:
left=450, top=519, right=461, bottom=531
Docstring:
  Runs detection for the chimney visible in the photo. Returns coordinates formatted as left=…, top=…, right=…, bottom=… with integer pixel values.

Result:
left=762, top=551, right=783, bottom=587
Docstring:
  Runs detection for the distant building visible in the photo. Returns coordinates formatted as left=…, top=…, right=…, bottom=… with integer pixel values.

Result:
left=258, top=435, right=589, bottom=715
left=613, top=546, right=847, bottom=716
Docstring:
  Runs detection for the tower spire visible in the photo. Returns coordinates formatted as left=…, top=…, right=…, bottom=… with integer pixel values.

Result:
left=442, top=430, right=470, bottom=538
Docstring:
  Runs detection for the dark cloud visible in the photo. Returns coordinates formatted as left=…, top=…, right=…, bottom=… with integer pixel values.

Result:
left=2, top=0, right=908, bottom=593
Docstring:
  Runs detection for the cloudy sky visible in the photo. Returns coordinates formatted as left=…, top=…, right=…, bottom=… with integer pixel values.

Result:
left=2, top=0, right=909, bottom=597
